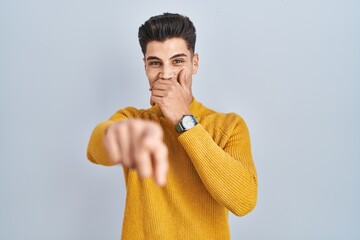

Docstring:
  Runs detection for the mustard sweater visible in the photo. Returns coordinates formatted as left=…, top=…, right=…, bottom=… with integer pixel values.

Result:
left=87, top=99, right=258, bottom=240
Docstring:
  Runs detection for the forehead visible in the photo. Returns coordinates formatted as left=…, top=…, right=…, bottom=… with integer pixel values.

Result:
left=145, top=38, right=191, bottom=59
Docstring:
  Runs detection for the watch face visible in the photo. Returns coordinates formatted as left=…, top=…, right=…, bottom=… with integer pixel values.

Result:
left=182, top=115, right=196, bottom=130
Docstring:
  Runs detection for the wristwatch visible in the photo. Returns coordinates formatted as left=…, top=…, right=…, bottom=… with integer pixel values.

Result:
left=175, top=115, right=198, bottom=133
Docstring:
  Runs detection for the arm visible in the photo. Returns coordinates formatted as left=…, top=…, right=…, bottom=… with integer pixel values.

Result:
left=86, top=107, right=168, bottom=186
left=87, top=120, right=115, bottom=166
left=178, top=115, right=257, bottom=216
left=87, top=107, right=135, bottom=166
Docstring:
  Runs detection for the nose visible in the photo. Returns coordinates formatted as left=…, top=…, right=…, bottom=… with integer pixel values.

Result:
left=159, top=65, right=175, bottom=80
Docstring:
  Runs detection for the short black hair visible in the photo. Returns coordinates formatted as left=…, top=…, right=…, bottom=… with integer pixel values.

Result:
left=138, top=13, right=196, bottom=55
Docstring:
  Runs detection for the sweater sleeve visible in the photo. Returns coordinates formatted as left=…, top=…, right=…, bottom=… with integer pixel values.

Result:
left=87, top=120, right=116, bottom=166
left=86, top=107, right=137, bottom=166
left=177, top=116, right=258, bottom=216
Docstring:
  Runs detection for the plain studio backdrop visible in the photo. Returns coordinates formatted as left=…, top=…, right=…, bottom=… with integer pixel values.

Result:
left=1, top=1, right=359, bottom=239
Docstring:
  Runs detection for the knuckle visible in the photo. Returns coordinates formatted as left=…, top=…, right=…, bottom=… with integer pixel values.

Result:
left=116, top=124, right=126, bottom=134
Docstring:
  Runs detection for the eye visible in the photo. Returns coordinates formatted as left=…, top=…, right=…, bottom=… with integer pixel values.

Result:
left=149, top=61, right=161, bottom=67
left=173, top=59, right=184, bottom=65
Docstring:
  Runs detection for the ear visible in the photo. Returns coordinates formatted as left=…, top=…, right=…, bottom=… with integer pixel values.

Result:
left=192, top=53, right=199, bottom=74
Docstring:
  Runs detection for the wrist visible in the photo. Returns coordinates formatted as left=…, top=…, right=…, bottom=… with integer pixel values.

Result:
left=169, top=108, right=191, bottom=125
left=175, top=115, right=198, bottom=133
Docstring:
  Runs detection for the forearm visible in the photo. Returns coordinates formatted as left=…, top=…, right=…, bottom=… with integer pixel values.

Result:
left=87, top=107, right=137, bottom=166
left=178, top=124, right=258, bottom=216
left=87, top=121, right=115, bottom=166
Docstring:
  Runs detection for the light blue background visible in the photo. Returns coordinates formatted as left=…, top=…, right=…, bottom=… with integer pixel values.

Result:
left=1, top=1, right=359, bottom=239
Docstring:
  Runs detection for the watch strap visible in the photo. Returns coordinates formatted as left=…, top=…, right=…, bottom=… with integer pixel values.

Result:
left=175, top=122, right=185, bottom=133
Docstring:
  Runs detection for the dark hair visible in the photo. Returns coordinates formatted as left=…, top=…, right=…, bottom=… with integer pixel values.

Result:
left=138, top=13, right=196, bottom=55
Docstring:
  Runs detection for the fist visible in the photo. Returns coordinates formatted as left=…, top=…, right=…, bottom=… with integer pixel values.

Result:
left=103, top=119, right=169, bottom=186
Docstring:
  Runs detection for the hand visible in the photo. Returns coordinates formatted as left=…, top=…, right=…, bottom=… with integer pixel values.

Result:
left=103, top=119, right=169, bottom=186
left=150, top=69, right=193, bottom=125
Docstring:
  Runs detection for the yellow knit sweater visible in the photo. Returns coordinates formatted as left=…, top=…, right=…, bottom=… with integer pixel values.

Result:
left=87, top=99, right=257, bottom=240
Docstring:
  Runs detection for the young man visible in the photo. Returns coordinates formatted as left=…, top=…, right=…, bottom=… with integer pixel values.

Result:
left=87, top=13, right=257, bottom=239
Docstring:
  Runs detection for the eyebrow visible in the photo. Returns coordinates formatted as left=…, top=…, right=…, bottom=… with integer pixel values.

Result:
left=146, top=53, right=188, bottom=61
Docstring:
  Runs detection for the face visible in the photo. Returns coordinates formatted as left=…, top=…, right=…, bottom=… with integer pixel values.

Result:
left=144, top=38, right=199, bottom=90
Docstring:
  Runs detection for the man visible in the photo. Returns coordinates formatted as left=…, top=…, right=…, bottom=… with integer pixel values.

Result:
left=87, top=13, right=257, bottom=239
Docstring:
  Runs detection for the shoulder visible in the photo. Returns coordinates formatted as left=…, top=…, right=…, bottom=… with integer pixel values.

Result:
left=197, top=107, right=249, bottom=147
left=198, top=103, right=245, bottom=128
left=204, top=111, right=247, bottom=132
left=109, top=106, right=151, bottom=121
